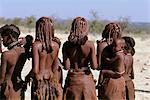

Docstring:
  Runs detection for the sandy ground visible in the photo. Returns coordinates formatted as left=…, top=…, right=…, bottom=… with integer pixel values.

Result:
left=1, top=32, right=150, bottom=100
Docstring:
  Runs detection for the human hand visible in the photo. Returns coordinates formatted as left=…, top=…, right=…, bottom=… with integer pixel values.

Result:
left=25, top=73, right=33, bottom=86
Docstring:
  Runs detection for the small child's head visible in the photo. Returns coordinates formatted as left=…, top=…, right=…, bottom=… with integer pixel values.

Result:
left=25, top=35, right=33, bottom=47
left=122, top=36, right=135, bottom=56
left=111, top=38, right=125, bottom=53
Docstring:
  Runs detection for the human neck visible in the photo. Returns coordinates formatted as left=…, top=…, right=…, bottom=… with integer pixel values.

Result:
left=126, top=53, right=132, bottom=56
left=7, top=41, right=19, bottom=50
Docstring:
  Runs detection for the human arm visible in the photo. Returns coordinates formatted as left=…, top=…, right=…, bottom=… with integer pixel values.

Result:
left=97, top=41, right=101, bottom=69
left=62, top=42, right=70, bottom=70
left=105, top=56, right=118, bottom=64
left=25, top=43, right=38, bottom=84
left=32, top=42, right=39, bottom=74
left=90, top=42, right=98, bottom=70
left=130, top=59, right=134, bottom=79
left=97, top=41, right=108, bottom=70
left=25, top=69, right=35, bottom=85
left=52, top=48, right=59, bottom=82
left=0, top=52, right=7, bottom=85
left=97, top=69, right=122, bottom=87
left=101, top=69, right=123, bottom=79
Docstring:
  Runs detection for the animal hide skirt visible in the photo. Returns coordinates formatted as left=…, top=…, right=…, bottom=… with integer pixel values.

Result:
left=31, top=78, right=59, bottom=100
left=63, top=70, right=97, bottom=100
left=0, top=80, right=23, bottom=100
left=98, top=77, right=125, bottom=100
left=125, top=80, right=135, bottom=100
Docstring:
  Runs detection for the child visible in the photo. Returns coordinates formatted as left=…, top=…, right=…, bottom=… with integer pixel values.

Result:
left=123, top=36, right=135, bottom=100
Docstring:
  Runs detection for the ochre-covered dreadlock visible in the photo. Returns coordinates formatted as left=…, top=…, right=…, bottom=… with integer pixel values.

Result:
left=102, top=23, right=122, bottom=41
left=68, top=17, right=88, bottom=45
left=36, top=17, right=54, bottom=53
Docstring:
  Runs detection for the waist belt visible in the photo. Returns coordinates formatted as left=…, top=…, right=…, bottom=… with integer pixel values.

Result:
left=69, top=67, right=91, bottom=75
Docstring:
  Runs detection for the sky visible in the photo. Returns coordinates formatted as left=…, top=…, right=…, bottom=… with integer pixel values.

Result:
left=0, top=0, right=150, bottom=22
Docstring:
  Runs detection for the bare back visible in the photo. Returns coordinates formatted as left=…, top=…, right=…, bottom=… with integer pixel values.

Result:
left=124, top=54, right=134, bottom=80
left=0, top=47, right=25, bottom=83
left=63, top=40, right=97, bottom=70
left=33, top=41, right=59, bottom=80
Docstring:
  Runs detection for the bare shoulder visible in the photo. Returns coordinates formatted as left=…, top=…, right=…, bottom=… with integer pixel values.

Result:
left=97, top=41, right=108, bottom=49
left=85, top=40, right=94, bottom=47
left=52, top=37, right=61, bottom=47
left=32, top=41, right=42, bottom=49
left=1, top=51, right=9, bottom=59
left=33, top=41, right=41, bottom=46
left=1, top=51, right=13, bottom=61
left=52, top=41, right=59, bottom=50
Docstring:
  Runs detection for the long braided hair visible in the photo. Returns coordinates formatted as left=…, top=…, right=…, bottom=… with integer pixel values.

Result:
left=35, top=17, right=54, bottom=53
left=68, top=17, right=88, bottom=45
left=102, top=22, right=122, bottom=44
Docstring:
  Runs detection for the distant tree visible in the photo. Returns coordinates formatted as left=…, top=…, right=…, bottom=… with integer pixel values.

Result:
left=51, top=15, right=72, bottom=33
left=12, top=17, right=23, bottom=26
left=90, top=10, right=99, bottom=20
left=89, top=10, right=103, bottom=34
left=49, top=15, right=65, bottom=30
left=0, top=17, right=5, bottom=25
left=25, top=16, right=36, bottom=32
left=5, top=18, right=13, bottom=25
left=118, top=17, right=130, bottom=31
left=63, top=19, right=72, bottom=33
